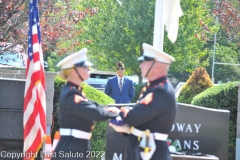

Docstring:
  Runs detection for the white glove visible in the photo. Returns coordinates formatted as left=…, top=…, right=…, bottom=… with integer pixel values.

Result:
left=107, top=107, right=120, bottom=113
left=109, top=122, right=130, bottom=134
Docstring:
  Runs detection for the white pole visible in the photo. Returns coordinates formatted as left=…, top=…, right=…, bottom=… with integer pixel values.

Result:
left=153, top=0, right=165, bottom=50
left=211, top=32, right=217, bottom=83
left=211, top=0, right=219, bottom=83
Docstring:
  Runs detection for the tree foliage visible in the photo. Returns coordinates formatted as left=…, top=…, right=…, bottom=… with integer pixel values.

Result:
left=0, top=0, right=97, bottom=57
left=3, top=0, right=239, bottom=85
left=204, top=0, right=240, bottom=84
left=178, top=67, right=214, bottom=104
left=206, top=43, right=240, bottom=83
left=213, top=0, right=240, bottom=43
left=0, top=0, right=28, bottom=54
left=167, top=0, right=216, bottom=82
left=78, top=0, right=215, bottom=83
left=77, top=0, right=154, bottom=83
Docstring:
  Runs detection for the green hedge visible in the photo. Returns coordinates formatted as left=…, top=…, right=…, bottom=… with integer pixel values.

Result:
left=192, top=81, right=239, bottom=160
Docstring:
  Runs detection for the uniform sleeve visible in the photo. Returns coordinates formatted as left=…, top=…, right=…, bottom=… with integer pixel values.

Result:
left=62, top=89, right=118, bottom=121
left=119, top=89, right=170, bottom=126
left=104, top=79, right=111, bottom=96
left=129, top=80, right=135, bottom=101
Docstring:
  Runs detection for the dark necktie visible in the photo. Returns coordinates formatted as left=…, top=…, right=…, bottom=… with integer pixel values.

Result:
left=119, top=79, right=123, bottom=92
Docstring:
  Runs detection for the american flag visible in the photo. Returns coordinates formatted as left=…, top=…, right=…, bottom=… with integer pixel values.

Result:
left=23, top=0, right=46, bottom=159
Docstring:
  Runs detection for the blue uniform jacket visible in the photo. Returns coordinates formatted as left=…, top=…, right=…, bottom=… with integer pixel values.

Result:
left=119, top=76, right=177, bottom=160
left=52, top=82, right=118, bottom=160
left=105, top=76, right=135, bottom=103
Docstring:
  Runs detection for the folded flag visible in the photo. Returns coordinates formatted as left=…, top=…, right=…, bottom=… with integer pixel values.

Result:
left=110, top=116, right=126, bottom=126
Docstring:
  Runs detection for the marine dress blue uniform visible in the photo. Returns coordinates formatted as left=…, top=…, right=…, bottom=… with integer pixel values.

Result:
left=52, top=48, right=118, bottom=160
left=52, top=82, right=118, bottom=160
left=120, top=76, right=177, bottom=160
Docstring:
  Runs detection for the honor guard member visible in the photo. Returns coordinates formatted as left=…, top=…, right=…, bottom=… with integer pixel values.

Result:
left=109, top=43, right=177, bottom=160
left=52, top=48, right=119, bottom=160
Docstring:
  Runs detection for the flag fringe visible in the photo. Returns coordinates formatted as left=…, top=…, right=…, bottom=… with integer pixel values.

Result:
left=30, top=134, right=46, bottom=160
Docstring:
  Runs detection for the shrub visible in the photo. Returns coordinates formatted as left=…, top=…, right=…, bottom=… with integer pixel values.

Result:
left=178, top=67, right=213, bottom=104
left=192, top=81, right=239, bottom=160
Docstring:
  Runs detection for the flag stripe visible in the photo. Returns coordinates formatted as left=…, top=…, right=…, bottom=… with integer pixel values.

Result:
left=32, top=34, right=38, bottom=44
left=24, top=115, right=42, bottom=152
left=24, top=96, right=39, bottom=139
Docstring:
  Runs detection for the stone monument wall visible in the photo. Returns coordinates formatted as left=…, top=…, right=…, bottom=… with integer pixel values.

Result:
left=0, top=68, right=56, bottom=126
left=0, top=68, right=56, bottom=158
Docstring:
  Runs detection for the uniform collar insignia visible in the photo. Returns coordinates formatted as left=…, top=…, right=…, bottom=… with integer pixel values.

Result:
left=67, top=81, right=82, bottom=91
left=147, top=76, right=167, bottom=87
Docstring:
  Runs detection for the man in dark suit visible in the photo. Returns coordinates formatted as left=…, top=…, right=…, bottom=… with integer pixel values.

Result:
left=105, top=61, right=135, bottom=104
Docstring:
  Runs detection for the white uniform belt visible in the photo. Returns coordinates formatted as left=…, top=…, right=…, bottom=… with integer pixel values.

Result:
left=60, top=128, right=92, bottom=140
left=130, top=127, right=168, bottom=141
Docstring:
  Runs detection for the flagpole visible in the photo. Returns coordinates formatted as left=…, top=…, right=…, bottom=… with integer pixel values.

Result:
left=153, top=0, right=165, bottom=50
left=211, top=0, right=219, bottom=84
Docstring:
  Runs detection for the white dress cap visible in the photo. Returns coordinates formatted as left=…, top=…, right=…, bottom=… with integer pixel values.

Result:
left=56, top=48, right=93, bottom=69
left=137, top=43, right=175, bottom=64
